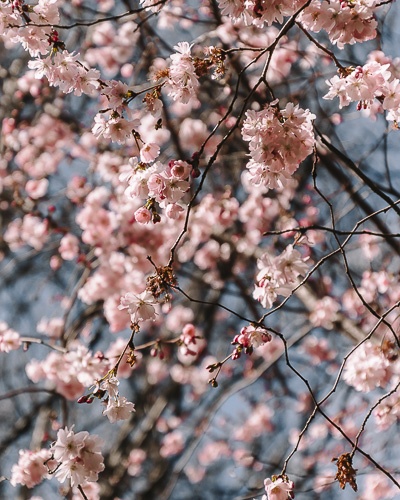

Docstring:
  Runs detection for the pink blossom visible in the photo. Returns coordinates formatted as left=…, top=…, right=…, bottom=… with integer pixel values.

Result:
left=4, top=215, right=48, bottom=251
left=309, top=296, right=339, bottom=329
left=101, top=375, right=120, bottom=398
left=59, top=234, right=80, bottom=260
left=54, top=459, right=90, bottom=488
left=25, top=178, right=49, bottom=199
left=25, top=343, right=109, bottom=400
left=217, top=0, right=305, bottom=27
left=343, top=341, right=391, bottom=392
left=167, top=42, right=199, bottom=104
left=147, top=173, right=166, bottom=197
left=232, top=325, right=272, bottom=356
left=0, top=322, right=21, bottom=352
left=50, top=255, right=62, bottom=270
left=118, top=291, right=157, bottom=322
left=242, top=103, right=315, bottom=190
left=254, top=246, right=309, bottom=309
left=134, top=206, right=152, bottom=224
left=103, top=396, right=136, bottom=423
left=263, top=477, right=294, bottom=500
left=10, top=449, right=52, bottom=488
left=37, top=317, right=64, bottom=339
left=179, top=323, right=204, bottom=359
left=51, top=427, right=89, bottom=462
left=107, top=117, right=134, bottom=144
left=50, top=427, right=104, bottom=487
left=127, top=449, right=146, bottom=476
left=169, top=160, right=191, bottom=179
left=374, top=393, right=400, bottom=430
left=165, top=203, right=184, bottom=219
left=300, top=0, right=378, bottom=48
left=140, top=142, right=160, bottom=162
left=180, top=323, right=197, bottom=345
left=323, top=61, right=400, bottom=123
left=160, top=430, right=184, bottom=457
left=102, top=80, right=129, bottom=108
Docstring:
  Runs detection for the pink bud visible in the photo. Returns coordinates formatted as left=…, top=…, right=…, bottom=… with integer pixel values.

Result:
left=134, top=207, right=152, bottom=224
left=191, top=168, right=201, bottom=178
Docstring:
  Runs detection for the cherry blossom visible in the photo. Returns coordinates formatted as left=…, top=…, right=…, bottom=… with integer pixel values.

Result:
left=343, top=342, right=391, bottom=392
left=242, top=103, right=315, bottom=190
left=103, top=396, right=136, bottom=423
left=309, top=296, right=340, bottom=329
left=0, top=322, right=21, bottom=352
left=118, top=291, right=158, bottom=323
left=232, top=324, right=272, bottom=357
left=50, top=427, right=104, bottom=487
left=26, top=343, right=109, bottom=400
left=127, top=449, right=147, bottom=476
left=300, top=0, right=379, bottom=48
left=262, top=476, right=295, bottom=500
left=2, top=0, right=400, bottom=498
left=10, top=449, right=52, bottom=488
left=323, top=61, right=400, bottom=123
left=254, top=245, right=309, bottom=309
left=140, top=143, right=160, bottom=163
left=167, top=42, right=199, bottom=104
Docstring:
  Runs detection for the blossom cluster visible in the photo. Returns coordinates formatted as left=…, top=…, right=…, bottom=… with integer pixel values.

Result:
left=179, top=323, right=201, bottom=357
left=241, top=103, right=315, bottom=191
left=73, top=187, right=183, bottom=333
left=118, top=290, right=158, bottom=323
left=216, top=0, right=380, bottom=44
left=343, top=341, right=395, bottom=393
left=3, top=3, right=102, bottom=98
left=123, top=158, right=191, bottom=222
left=98, top=376, right=136, bottom=423
left=26, top=342, right=110, bottom=401
left=217, top=0, right=306, bottom=28
left=167, top=42, right=199, bottom=104
left=262, top=476, right=295, bottom=500
left=299, top=0, right=379, bottom=48
left=10, top=449, right=52, bottom=488
left=324, top=60, right=400, bottom=123
left=254, top=245, right=309, bottom=309
left=50, top=426, right=104, bottom=488
left=232, top=324, right=272, bottom=357
left=1, top=0, right=399, bottom=497
left=309, top=296, right=340, bottom=329
left=0, top=321, right=21, bottom=352
left=29, top=51, right=101, bottom=97
left=0, top=0, right=60, bottom=56
left=215, top=0, right=381, bottom=48
left=4, top=214, right=48, bottom=251
left=10, top=427, right=104, bottom=491
left=343, top=339, right=400, bottom=430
